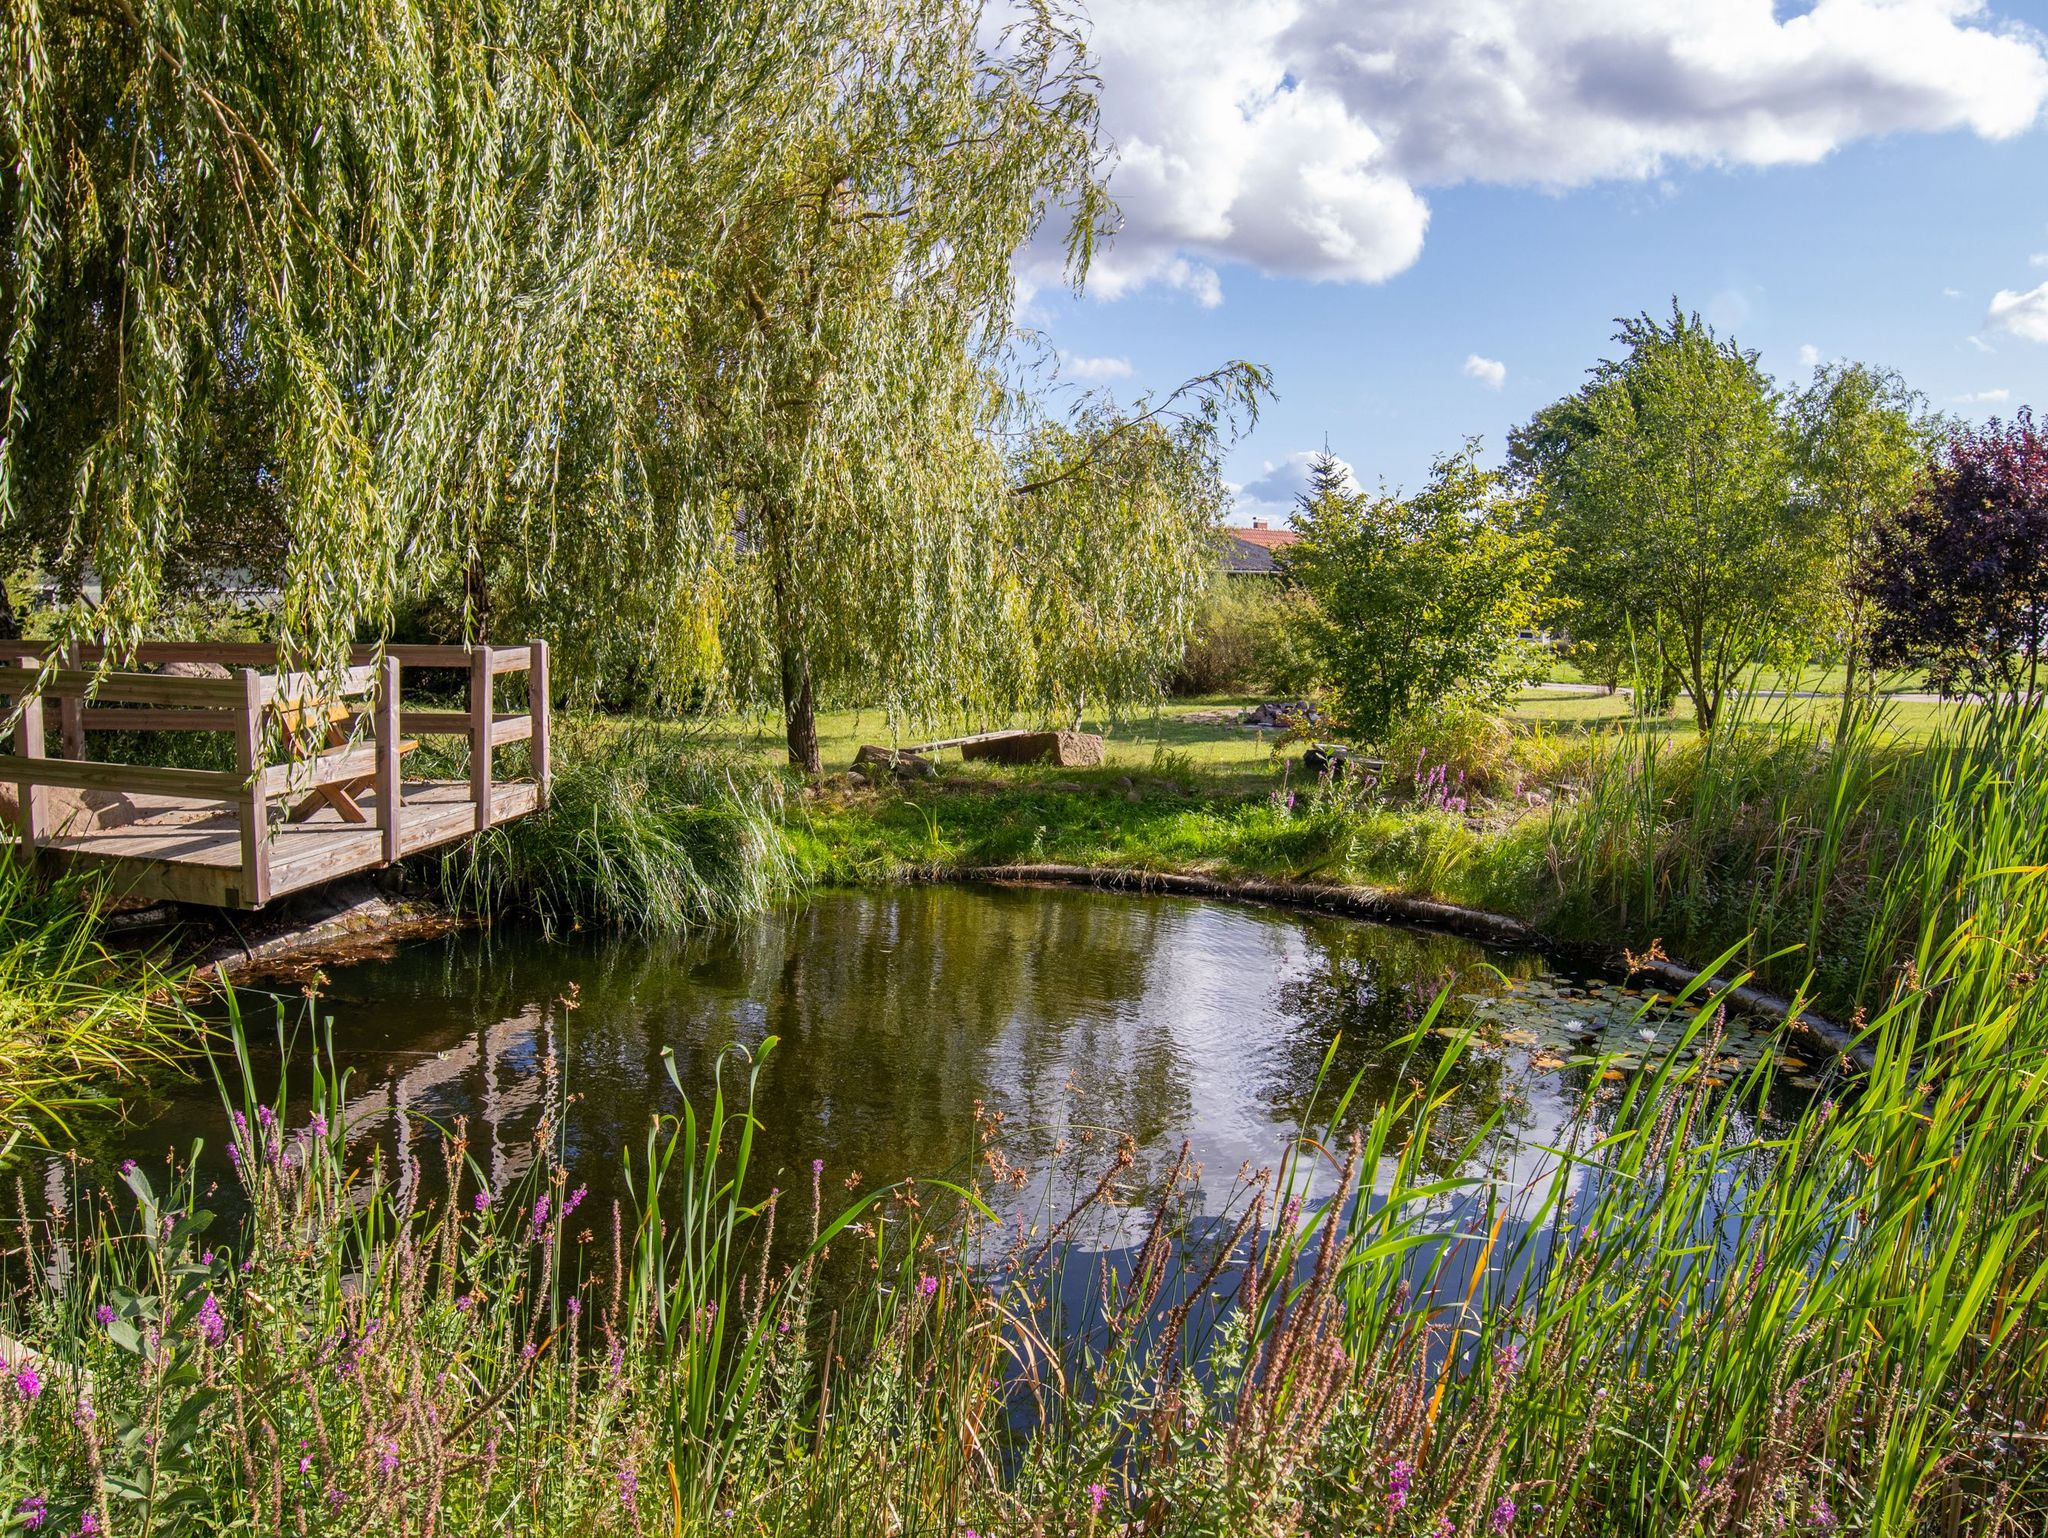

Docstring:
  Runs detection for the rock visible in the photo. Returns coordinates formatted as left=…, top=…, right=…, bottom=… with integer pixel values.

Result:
left=845, top=770, right=869, bottom=788
left=160, top=661, right=233, bottom=680
left=853, top=744, right=939, bottom=780
left=959, top=730, right=1105, bottom=768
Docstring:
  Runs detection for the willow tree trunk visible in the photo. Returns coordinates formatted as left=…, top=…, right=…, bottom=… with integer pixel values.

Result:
left=781, top=646, right=822, bottom=776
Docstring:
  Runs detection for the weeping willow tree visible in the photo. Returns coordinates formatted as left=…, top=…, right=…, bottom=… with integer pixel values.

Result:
left=6, top=0, right=1263, bottom=765
left=1, top=0, right=834, bottom=668
left=471, top=1, right=1265, bottom=768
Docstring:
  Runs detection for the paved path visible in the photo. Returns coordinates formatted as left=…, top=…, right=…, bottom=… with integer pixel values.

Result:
left=1529, top=681, right=1956, bottom=705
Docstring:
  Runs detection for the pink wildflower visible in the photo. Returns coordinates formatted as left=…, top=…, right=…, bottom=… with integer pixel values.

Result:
left=1086, top=1483, right=1107, bottom=1516
left=13, top=1363, right=43, bottom=1400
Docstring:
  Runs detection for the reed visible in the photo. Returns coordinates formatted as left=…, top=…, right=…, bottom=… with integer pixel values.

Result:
left=0, top=857, right=185, bottom=1152
left=435, top=718, right=808, bottom=936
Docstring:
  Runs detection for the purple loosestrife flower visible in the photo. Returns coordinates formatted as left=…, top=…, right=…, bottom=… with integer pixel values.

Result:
left=197, top=1293, right=227, bottom=1347
left=227, top=1145, right=242, bottom=1170
left=256, top=1105, right=275, bottom=1131
left=1492, top=1497, right=1516, bottom=1534
left=1387, top=1459, right=1413, bottom=1512
left=473, top=1190, right=491, bottom=1214
left=119, top=1160, right=136, bottom=1176
left=1810, top=1497, right=1837, bottom=1530
left=1432, top=1521, right=1455, bottom=1538
left=1496, top=1341, right=1521, bottom=1376
left=309, top=1113, right=328, bottom=1139
left=916, top=1274, right=938, bottom=1298
left=811, top=1159, right=824, bottom=1175
left=563, top=1185, right=587, bottom=1217
left=13, top=1363, right=43, bottom=1400
left=1086, top=1483, right=1107, bottom=1516
left=618, top=1465, right=639, bottom=1507
left=77, top=1513, right=100, bottom=1534
left=456, top=1293, right=477, bottom=1313
left=377, top=1439, right=400, bottom=1476
left=531, top=1195, right=551, bottom=1232
left=567, top=1298, right=582, bottom=1319
left=94, top=1304, right=115, bottom=1327
left=17, top=1495, right=46, bottom=1530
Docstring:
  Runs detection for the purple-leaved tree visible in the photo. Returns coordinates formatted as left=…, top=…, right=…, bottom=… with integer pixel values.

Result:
left=1864, top=408, right=2048, bottom=716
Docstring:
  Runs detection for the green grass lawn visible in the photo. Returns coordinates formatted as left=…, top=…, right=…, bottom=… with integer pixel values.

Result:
left=695, top=685, right=1962, bottom=783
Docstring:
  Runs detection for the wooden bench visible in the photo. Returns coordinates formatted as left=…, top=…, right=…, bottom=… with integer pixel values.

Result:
left=274, top=699, right=416, bottom=824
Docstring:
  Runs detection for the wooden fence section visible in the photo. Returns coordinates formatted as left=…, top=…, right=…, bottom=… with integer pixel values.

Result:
left=0, top=642, right=551, bottom=909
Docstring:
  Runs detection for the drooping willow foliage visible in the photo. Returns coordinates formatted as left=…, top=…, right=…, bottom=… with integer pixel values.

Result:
left=3, top=0, right=1262, bottom=762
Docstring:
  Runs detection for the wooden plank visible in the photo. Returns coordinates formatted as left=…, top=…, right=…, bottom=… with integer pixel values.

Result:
left=0, top=668, right=248, bottom=707
left=36, top=846, right=251, bottom=908
left=489, top=645, right=532, bottom=675
left=234, top=669, right=270, bottom=907
left=530, top=640, right=552, bottom=806
left=377, top=657, right=401, bottom=866
left=895, top=728, right=1034, bottom=754
left=470, top=647, right=494, bottom=833
left=0, top=754, right=242, bottom=799
left=12, top=691, right=45, bottom=846
left=78, top=707, right=238, bottom=733
left=488, top=714, right=532, bottom=748
left=400, top=709, right=472, bottom=735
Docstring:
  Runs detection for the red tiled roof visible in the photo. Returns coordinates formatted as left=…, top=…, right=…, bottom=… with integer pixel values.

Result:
left=1228, top=525, right=1300, bottom=549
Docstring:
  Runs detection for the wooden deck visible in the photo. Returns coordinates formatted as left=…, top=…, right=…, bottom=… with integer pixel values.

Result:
left=1, top=642, right=551, bottom=909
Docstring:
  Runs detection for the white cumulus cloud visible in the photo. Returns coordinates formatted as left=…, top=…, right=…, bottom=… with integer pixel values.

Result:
left=1988, top=282, right=2048, bottom=342
left=1798, top=342, right=1822, bottom=368
left=1055, top=0, right=2048, bottom=303
left=1232, top=448, right=1357, bottom=523
left=1463, top=353, right=1508, bottom=388
left=1953, top=387, right=2012, bottom=402
left=1060, top=352, right=1136, bottom=382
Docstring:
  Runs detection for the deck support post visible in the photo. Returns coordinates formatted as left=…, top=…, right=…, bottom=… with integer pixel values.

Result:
left=377, top=656, right=402, bottom=865
left=469, top=645, right=494, bottom=833
left=234, top=668, right=271, bottom=907
left=13, top=686, right=45, bottom=847
left=529, top=639, right=551, bottom=807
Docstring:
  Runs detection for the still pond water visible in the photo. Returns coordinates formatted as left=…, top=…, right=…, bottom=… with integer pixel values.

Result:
left=53, top=885, right=1807, bottom=1233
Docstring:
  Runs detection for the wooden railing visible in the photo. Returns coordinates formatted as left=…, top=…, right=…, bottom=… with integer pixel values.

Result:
left=0, top=642, right=550, bottom=908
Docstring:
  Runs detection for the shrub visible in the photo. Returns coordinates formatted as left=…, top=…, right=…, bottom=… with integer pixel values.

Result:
left=1171, top=578, right=1320, bottom=697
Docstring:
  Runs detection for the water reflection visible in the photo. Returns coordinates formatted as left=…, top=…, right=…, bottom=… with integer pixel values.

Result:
left=60, top=887, right=1646, bottom=1229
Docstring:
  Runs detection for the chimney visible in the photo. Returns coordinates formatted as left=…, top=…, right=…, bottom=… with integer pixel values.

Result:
left=1250, top=518, right=1268, bottom=530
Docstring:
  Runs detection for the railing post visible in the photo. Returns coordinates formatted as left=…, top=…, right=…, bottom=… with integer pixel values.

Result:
left=13, top=685, right=45, bottom=847
left=377, top=655, right=402, bottom=865
left=234, top=668, right=270, bottom=907
left=528, top=639, right=551, bottom=807
left=469, top=645, right=494, bottom=832
left=57, top=643, right=85, bottom=760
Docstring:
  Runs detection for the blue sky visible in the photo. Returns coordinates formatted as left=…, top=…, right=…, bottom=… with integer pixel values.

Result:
left=1021, top=0, right=2048, bottom=520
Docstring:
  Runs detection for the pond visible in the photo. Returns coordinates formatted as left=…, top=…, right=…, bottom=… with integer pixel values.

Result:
left=44, top=884, right=1811, bottom=1240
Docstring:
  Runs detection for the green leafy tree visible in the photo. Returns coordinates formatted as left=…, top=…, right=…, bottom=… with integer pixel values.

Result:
left=1788, top=362, right=1941, bottom=734
left=1283, top=445, right=1553, bottom=745
left=1513, top=305, right=1816, bottom=731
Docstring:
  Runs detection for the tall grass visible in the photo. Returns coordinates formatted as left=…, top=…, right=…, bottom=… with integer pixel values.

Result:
left=0, top=857, right=186, bottom=1151
left=437, top=719, right=808, bottom=935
